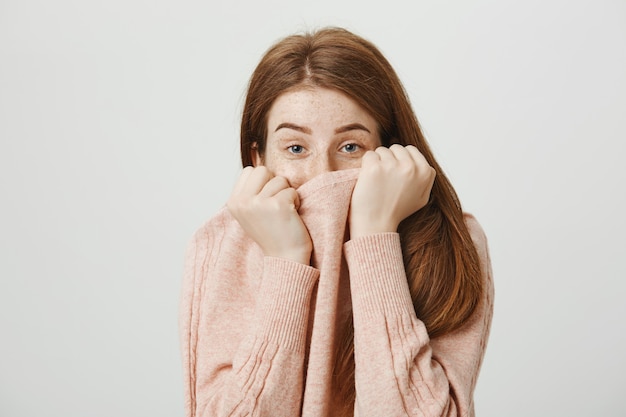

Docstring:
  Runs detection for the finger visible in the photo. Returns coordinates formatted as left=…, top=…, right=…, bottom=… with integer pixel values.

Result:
left=232, top=166, right=255, bottom=195
left=274, top=187, right=301, bottom=210
left=241, top=166, right=274, bottom=195
left=374, top=146, right=396, bottom=163
left=388, top=144, right=413, bottom=164
left=405, top=145, right=429, bottom=166
left=360, top=149, right=381, bottom=167
left=405, top=146, right=436, bottom=192
left=258, top=176, right=291, bottom=197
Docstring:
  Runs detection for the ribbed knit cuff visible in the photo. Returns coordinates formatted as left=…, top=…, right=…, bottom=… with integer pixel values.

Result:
left=344, top=233, right=415, bottom=320
left=255, top=257, right=320, bottom=353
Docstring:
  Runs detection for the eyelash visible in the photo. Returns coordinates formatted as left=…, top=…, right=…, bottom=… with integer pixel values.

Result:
left=286, top=142, right=362, bottom=155
left=287, top=145, right=305, bottom=154
left=341, top=143, right=360, bottom=153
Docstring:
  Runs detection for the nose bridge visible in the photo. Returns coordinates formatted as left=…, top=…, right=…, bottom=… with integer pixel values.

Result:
left=314, top=149, right=336, bottom=175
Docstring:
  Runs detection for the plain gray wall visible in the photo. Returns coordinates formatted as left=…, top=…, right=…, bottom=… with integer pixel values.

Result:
left=1, top=0, right=625, bottom=416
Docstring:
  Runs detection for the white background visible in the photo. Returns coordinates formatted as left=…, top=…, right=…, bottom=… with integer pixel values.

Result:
left=1, top=0, right=625, bottom=416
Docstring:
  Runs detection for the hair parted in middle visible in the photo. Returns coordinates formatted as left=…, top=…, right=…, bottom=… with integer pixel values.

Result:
left=240, top=27, right=483, bottom=414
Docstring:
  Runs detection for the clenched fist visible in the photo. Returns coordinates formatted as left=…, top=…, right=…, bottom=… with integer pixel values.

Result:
left=227, top=166, right=313, bottom=265
left=349, top=144, right=435, bottom=239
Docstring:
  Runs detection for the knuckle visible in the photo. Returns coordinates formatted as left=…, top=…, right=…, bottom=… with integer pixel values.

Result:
left=362, top=150, right=377, bottom=164
left=255, top=165, right=271, bottom=177
left=375, top=146, right=390, bottom=156
left=399, top=160, right=416, bottom=175
left=267, top=198, right=281, bottom=211
left=278, top=187, right=297, bottom=202
left=273, top=176, right=289, bottom=188
left=363, top=161, right=382, bottom=175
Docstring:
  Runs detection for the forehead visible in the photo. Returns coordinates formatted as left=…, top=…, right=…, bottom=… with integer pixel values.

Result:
left=267, top=87, right=376, bottom=129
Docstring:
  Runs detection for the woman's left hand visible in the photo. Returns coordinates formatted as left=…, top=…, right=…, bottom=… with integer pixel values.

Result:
left=349, top=144, right=436, bottom=239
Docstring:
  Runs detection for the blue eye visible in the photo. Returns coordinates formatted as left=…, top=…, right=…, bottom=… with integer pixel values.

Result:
left=342, top=143, right=360, bottom=153
left=288, top=145, right=304, bottom=154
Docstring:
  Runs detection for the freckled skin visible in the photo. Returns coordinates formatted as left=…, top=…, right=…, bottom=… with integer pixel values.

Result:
left=231, top=86, right=435, bottom=262
left=255, top=87, right=382, bottom=188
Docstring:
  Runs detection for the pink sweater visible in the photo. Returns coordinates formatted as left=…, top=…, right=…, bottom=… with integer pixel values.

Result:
left=179, top=169, right=493, bottom=417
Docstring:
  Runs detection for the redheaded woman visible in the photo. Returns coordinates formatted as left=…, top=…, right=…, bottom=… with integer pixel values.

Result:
left=180, top=27, right=493, bottom=417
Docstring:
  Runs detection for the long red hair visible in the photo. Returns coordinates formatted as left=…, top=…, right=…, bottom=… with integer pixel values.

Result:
left=240, top=27, right=482, bottom=415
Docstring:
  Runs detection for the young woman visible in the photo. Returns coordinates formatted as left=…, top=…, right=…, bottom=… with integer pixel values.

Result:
left=180, top=27, right=493, bottom=417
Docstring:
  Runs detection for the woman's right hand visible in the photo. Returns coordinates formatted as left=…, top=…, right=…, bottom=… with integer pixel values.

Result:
left=227, top=166, right=312, bottom=265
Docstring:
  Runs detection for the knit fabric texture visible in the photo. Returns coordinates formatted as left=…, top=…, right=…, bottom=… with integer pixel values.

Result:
left=179, top=168, right=494, bottom=417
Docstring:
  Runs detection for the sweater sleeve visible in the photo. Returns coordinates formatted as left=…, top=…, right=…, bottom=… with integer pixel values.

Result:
left=180, top=226, right=320, bottom=417
left=343, top=216, right=494, bottom=417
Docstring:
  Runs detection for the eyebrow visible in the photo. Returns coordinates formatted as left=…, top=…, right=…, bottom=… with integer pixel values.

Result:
left=274, top=123, right=311, bottom=134
left=274, top=122, right=371, bottom=134
left=335, top=123, right=371, bottom=134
